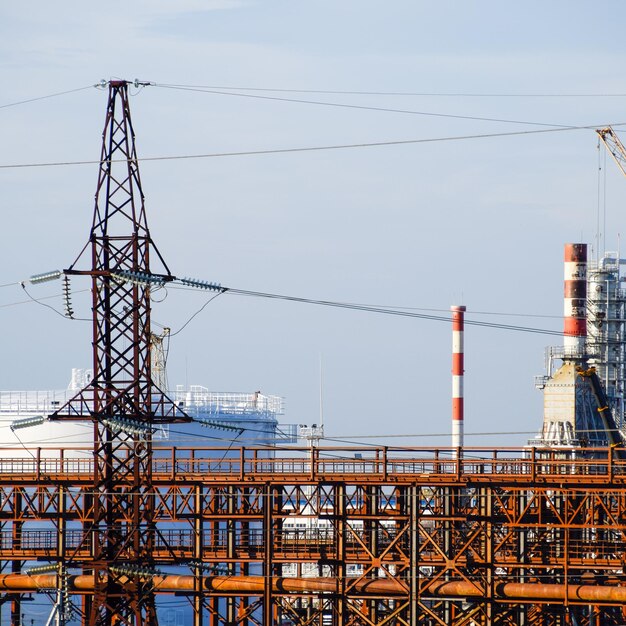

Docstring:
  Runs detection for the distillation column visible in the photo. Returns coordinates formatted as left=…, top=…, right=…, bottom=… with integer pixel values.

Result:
left=587, top=254, right=626, bottom=429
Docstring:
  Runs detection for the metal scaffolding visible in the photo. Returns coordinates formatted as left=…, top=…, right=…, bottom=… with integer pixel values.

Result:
left=587, top=254, right=626, bottom=430
left=1, top=446, right=626, bottom=625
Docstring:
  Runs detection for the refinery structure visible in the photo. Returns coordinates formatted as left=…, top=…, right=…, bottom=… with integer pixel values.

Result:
left=5, top=81, right=626, bottom=626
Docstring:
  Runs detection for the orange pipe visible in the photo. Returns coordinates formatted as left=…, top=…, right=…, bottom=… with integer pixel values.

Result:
left=0, top=574, right=404, bottom=595
left=427, top=580, right=626, bottom=603
left=3, top=574, right=626, bottom=603
left=203, top=576, right=405, bottom=595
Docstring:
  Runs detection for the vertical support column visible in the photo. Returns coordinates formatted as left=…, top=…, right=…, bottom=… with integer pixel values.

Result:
left=366, top=485, right=379, bottom=622
left=57, top=482, right=67, bottom=559
left=82, top=487, right=93, bottom=623
left=58, top=484, right=67, bottom=625
left=10, top=489, right=22, bottom=626
left=443, top=486, right=452, bottom=626
left=241, top=486, right=250, bottom=626
left=194, top=484, right=203, bottom=626
left=480, top=486, right=493, bottom=624
left=409, top=486, right=419, bottom=625
left=208, top=487, right=220, bottom=626
left=518, top=490, right=527, bottom=626
left=335, top=483, right=346, bottom=626
left=451, top=305, right=466, bottom=453
left=272, top=485, right=282, bottom=626
left=227, top=486, right=236, bottom=625
left=263, top=483, right=274, bottom=626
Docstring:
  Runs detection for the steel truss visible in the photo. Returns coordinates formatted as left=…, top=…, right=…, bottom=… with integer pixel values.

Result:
left=1, top=447, right=626, bottom=625
left=45, top=80, right=188, bottom=626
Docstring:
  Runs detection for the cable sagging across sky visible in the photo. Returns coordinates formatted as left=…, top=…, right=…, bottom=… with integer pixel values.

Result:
left=2, top=122, right=625, bottom=171
left=166, top=279, right=564, bottom=337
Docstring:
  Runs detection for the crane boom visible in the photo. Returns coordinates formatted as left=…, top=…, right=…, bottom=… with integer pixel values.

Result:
left=577, top=366, right=626, bottom=459
left=597, top=126, right=626, bottom=178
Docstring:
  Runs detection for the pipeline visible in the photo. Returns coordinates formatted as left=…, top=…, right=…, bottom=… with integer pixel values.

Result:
left=0, top=574, right=405, bottom=595
left=426, top=580, right=626, bottom=603
left=4, top=574, right=626, bottom=604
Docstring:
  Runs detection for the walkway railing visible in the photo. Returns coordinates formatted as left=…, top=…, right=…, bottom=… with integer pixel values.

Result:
left=0, top=446, right=622, bottom=483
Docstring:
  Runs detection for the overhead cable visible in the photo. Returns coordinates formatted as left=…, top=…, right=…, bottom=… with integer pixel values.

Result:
left=153, top=83, right=626, bottom=98
left=8, top=267, right=564, bottom=335
left=171, top=279, right=563, bottom=336
left=0, top=278, right=570, bottom=321
left=1, top=123, right=623, bottom=171
left=153, top=83, right=574, bottom=128
left=0, top=288, right=89, bottom=310
left=0, top=85, right=96, bottom=110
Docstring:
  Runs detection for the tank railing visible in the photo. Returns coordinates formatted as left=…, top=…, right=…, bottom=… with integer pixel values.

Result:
left=0, top=446, right=625, bottom=480
left=0, top=389, right=286, bottom=415
left=173, top=387, right=284, bottom=415
left=0, top=390, right=75, bottom=413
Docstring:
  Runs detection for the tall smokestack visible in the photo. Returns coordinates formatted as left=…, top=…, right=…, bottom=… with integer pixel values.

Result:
left=563, top=243, right=587, bottom=356
left=451, top=305, right=466, bottom=450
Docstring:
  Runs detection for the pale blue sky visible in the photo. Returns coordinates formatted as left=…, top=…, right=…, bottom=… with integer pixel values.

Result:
left=2, top=1, right=626, bottom=446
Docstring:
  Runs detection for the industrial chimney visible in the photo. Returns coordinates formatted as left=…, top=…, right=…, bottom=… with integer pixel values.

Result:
left=563, top=243, right=587, bottom=357
left=451, top=305, right=466, bottom=451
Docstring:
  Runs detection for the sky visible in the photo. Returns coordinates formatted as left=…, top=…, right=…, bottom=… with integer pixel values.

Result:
left=2, top=0, right=626, bottom=450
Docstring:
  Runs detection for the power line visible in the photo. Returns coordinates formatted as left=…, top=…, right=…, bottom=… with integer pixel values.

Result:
left=1, top=423, right=614, bottom=446
left=153, top=83, right=574, bottom=128
left=0, top=279, right=563, bottom=328
left=168, top=291, right=224, bottom=337
left=0, top=275, right=564, bottom=321
left=171, top=283, right=563, bottom=335
left=0, top=85, right=96, bottom=110
left=152, top=83, right=626, bottom=98
left=286, top=300, right=563, bottom=320
left=0, top=292, right=65, bottom=309
left=207, top=284, right=564, bottom=336
left=0, top=286, right=90, bottom=315
left=322, top=433, right=536, bottom=444
left=0, top=123, right=619, bottom=171
left=0, top=276, right=571, bottom=322
left=20, top=282, right=69, bottom=320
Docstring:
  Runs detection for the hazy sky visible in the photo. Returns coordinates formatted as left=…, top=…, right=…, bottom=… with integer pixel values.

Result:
left=2, top=1, right=626, bottom=448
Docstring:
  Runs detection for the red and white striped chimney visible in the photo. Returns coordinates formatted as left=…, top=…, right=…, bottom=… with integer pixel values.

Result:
left=563, top=243, right=587, bottom=355
left=451, top=305, right=466, bottom=450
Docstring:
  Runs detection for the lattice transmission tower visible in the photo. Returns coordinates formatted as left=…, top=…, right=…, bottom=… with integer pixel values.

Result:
left=51, top=79, right=188, bottom=626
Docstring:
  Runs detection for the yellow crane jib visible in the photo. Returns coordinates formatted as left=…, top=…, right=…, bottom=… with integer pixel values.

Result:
left=596, top=126, right=626, bottom=179
left=576, top=365, right=625, bottom=454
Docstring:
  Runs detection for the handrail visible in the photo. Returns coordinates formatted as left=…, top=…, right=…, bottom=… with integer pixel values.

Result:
left=0, top=446, right=622, bottom=482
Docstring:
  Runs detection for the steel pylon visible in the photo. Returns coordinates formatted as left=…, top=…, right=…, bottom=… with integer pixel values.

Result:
left=50, top=80, right=188, bottom=626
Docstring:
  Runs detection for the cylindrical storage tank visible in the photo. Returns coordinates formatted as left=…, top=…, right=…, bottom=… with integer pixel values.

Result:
left=563, top=243, right=587, bottom=356
left=0, top=369, right=95, bottom=460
